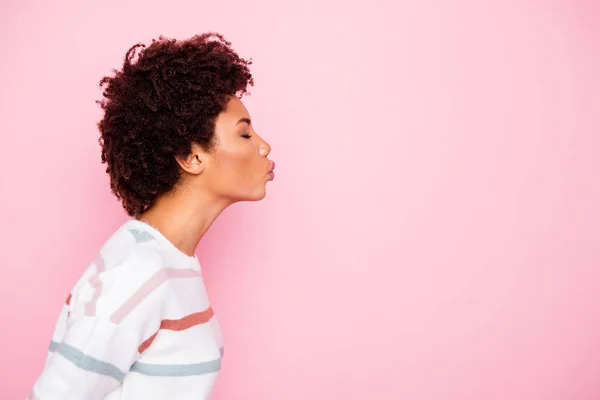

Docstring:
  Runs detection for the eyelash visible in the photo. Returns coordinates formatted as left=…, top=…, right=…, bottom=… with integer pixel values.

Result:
left=241, top=134, right=252, bottom=139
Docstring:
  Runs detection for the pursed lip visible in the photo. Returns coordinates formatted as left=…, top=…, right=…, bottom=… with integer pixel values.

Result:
left=268, top=161, right=276, bottom=173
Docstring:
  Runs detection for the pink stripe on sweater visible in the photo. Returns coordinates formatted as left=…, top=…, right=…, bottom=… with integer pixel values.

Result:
left=84, top=253, right=106, bottom=316
left=110, top=268, right=200, bottom=324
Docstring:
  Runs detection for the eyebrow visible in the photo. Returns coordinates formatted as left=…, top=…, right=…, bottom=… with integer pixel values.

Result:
left=236, top=117, right=251, bottom=126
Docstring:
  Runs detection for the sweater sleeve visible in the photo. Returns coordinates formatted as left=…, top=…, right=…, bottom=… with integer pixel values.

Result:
left=28, top=317, right=147, bottom=399
left=28, top=250, right=174, bottom=400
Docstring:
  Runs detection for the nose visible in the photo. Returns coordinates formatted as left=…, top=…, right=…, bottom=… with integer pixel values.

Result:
left=259, top=138, right=271, bottom=157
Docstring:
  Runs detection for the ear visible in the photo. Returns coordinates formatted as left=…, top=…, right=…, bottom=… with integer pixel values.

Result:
left=175, top=143, right=206, bottom=175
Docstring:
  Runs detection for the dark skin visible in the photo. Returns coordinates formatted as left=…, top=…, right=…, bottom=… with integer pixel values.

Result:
left=138, top=96, right=274, bottom=257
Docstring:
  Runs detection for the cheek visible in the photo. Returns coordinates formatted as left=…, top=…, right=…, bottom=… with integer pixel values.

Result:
left=216, top=149, right=255, bottom=180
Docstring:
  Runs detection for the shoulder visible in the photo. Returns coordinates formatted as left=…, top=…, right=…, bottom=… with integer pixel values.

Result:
left=68, top=244, right=168, bottom=320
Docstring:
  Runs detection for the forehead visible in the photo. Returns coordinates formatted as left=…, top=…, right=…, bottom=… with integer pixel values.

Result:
left=219, top=96, right=250, bottom=123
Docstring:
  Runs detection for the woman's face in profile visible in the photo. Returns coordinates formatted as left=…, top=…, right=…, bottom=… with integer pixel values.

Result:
left=200, top=96, right=274, bottom=203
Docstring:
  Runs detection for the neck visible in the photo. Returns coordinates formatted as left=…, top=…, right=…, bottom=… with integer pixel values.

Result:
left=137, top=186, right=233, bottom=257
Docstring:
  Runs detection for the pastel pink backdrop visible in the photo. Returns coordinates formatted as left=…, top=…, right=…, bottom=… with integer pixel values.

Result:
left=1, top=0, right=599, bottom=399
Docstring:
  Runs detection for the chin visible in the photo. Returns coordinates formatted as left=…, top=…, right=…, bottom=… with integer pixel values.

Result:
left=251, top=189, right=268, bottom=201
left=234, top=188, right=267, bottom=203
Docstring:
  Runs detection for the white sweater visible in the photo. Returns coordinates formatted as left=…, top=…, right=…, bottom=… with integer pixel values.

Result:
left=28, top=219, right=224, bottom=399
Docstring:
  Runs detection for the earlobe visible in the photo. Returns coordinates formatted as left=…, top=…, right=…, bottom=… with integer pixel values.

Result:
left=189, top=153, right=204, bottom=175
left=193, top=155, right=205, bottom=174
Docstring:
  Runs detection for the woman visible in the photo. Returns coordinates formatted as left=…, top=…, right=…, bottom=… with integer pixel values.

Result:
left=28, top=32, right=274, bottom=399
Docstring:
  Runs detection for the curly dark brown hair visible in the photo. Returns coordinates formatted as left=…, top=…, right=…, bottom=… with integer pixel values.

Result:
left=96, top=32, right=254, bottom=217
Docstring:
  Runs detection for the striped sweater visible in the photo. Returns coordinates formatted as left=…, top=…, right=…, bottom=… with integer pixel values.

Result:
left=28, top=219, right=224, bottom=400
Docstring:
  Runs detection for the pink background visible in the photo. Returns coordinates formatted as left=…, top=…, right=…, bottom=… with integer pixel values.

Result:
left=1, top=0, right=599, bottom=399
